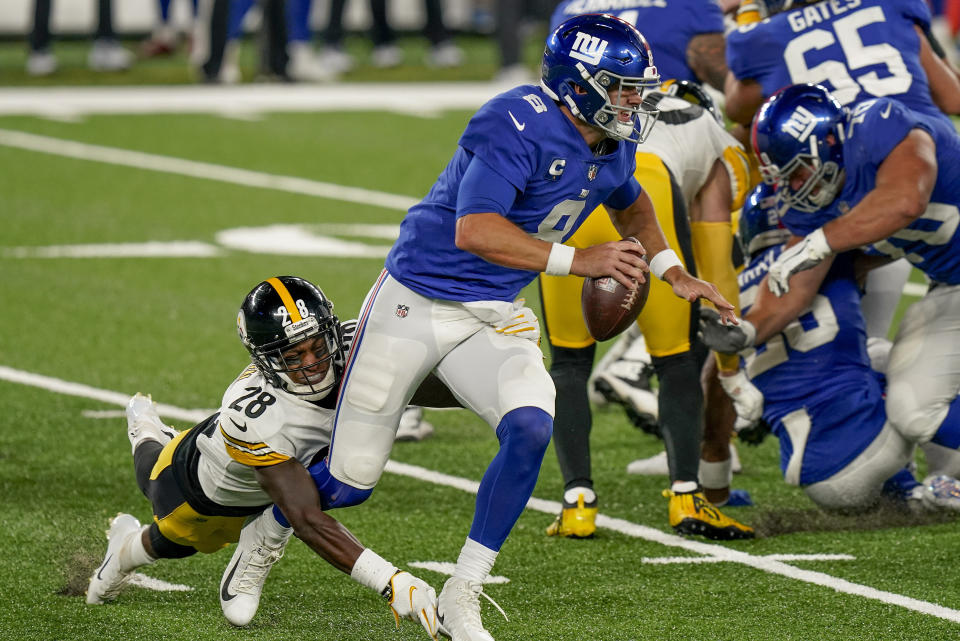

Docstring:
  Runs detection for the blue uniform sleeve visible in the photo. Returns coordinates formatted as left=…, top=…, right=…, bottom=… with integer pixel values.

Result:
left=603, top=176, right=643, bottom=210
left=727, top=22, right=779, bottom=81
left=845, top=99, right=930, bottom=169
left=458, top=105, right=536, bottom=192
left=456, top=155, right=519, bottom=218
left=682, top=0, right=724, bottom=34
left=900, top=0, right=933, bottom=30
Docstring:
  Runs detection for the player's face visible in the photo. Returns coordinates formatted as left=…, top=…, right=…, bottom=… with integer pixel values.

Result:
left=786, top=165, right=814, bottom=192
left=608, top=84, right=642, bottom=122
left=281, top=336, right=332, bottom=386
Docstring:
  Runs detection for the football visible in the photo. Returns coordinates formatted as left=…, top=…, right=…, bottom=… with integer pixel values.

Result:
left=581, top=241, right=649, bottom=341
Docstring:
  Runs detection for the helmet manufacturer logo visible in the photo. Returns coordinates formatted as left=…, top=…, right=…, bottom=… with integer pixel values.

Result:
left=570, top=32, right=609, bottom=66
left=396, top=304, right=410, bottom=318
left=781, top=105, right=817, bottom=142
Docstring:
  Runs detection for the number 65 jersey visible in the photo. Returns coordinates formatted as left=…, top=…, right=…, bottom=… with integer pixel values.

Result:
left=727, top=0, right=952, bottom=125
left=194, top=364, right=335, bottom=508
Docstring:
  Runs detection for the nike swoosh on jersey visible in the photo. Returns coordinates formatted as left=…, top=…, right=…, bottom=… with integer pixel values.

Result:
left=880, top=103, right=892, bottom=119
left=221, top=558, right=240, bottom=601
left=508, top=110, right=526, bottom=131
left=230, top=417, right=248, bottom=432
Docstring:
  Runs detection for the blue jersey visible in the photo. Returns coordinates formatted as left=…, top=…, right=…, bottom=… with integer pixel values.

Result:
left=781, top=99, right=960, bottom=284
left=385, top=86, right=638, bottom=302
left=549, top=0, right=724, bottom=83
left=727, top=0, right=952, bottom=125
left=740, top=248, right=885, bottom=485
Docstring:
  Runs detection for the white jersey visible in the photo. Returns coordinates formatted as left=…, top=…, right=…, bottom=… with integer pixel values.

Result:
left=194, top=365, right=334, bottom=507
left=640, top=92, right=752, bottom=210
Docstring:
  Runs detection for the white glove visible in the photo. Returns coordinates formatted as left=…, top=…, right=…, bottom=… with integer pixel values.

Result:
left=767, top=228, right=832, bottom=296
left=387, top=571, right=440, bottom=640
left=719, top=370, right=764, bottom=432
left=699, top=308, right=756, bottom=353
left=494, top=298, right=541, bottom=345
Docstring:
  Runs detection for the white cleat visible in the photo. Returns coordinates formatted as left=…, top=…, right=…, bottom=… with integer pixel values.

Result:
left=26, top=50, right=57, bottom=76
left=219, top=522, right=288, bottom=626
left=126, top=393, right=178, bottom=454
left=86, top=513, right=142, bottom=604
left=87, top=40, right=132, bottom=72
left=437, top=577, right=497, bottom=641
left=396, top=406, right=435, bottom=442
left=625, top=449, right=668, bottom=476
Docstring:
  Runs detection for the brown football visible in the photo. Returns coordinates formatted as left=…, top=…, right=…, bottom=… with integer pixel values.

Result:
left=581, top=241, right=649, bottom=341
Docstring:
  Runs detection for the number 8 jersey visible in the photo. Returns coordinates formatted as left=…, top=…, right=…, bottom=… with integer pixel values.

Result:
left=727, top=0, right=953, bottom=125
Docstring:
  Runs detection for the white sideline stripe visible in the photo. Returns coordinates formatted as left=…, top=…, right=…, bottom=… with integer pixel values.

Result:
left=642, top=553, right=856, bottom=565
left=1, top=365, right=958, bottom=624
left=0, top=128, right=418, bottom=213
left=2, top=241, right=223, bottom=259
left=407, top=561, right=510, bottom=584
left=127, top=572, right=194, bottom=592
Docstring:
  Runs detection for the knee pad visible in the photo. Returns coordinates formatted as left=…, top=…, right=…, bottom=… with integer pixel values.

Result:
left=308, top=458, right=374, bottom=510
left=496, top=407, right=554, bottom=459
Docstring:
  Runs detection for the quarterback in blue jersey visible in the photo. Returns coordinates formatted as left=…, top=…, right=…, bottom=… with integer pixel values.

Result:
left=550, top=0, right=727, bottom=89
left=703, top=186, right=960, bottom=511
left=725, top=0, right=960, bottom=126
left=314, top=15, right=736, bottom=641
left=720, top=84, right=960, bottom=480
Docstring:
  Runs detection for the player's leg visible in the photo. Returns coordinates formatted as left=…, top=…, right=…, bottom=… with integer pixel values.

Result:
left=538, top=210, right=615, bottom=538
left=326, top=273, right=473, bottom=495
left=433, top=320, right=555, bottom=639
left=886, top=286, right=960, bottom=450
left=861, top=258, right=912, bottom=339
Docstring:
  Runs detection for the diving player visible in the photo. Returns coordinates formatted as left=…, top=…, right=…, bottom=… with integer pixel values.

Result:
left=86, top=276, right=440, bottom=638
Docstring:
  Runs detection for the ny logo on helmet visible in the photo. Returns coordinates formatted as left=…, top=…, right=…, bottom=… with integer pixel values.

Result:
left=781, top=105, right=818, bottom=142
left=570, top=32, right=608, bottom=65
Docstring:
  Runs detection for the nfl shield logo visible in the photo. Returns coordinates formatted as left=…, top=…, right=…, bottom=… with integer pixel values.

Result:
left=587, top=164, right=599, bottom=181
left=395, top=304, right=410, bottom=318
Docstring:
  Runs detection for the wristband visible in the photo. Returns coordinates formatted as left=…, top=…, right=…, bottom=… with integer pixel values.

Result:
left=349, top=548, right=398, bottom=595
left=544, top=243, right=575, bottom=276
left=649, top=249, right=683, bottom=280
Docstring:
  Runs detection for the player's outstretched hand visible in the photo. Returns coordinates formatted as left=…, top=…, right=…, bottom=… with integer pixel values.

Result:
left=571, top=239, right=649, bottom=291
left=667, top=271, right=737, bottom=324
left=387, top=571, right=440, bottom=640
left=699, top=308, right=756, bottom=353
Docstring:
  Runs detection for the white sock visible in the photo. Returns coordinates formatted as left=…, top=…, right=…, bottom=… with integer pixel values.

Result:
left=563, top=486, right=597, bottom=505
left=253, top=508, right=293, bottom=547
left=118, top=525, right=156, bottom=572
left=671, top=480, right=698, bottom=494
left=453, top=538, right=498, bottom=584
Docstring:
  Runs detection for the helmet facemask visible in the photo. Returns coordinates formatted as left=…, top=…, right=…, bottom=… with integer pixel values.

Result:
left=248, top=315, right=342, bottom=401
left=759, top=136, right=844, bottom=213
left=579, top=66, right=661, bottom=143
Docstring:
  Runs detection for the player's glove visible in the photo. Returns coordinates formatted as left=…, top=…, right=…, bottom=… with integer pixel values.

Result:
left=494, top=298, right=541, bottom=346
left=766, top=228, right=832, bottom=296
left=699, top=308, right=756, bottom=353
left=385, top=571, right=440, bottom=640
left=738, top=418, right=772, bottom=446
left=718, top=369, right=764, bottom=433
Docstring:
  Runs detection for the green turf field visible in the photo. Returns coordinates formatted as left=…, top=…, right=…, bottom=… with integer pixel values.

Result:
left=1, top=70, right=958, bottom=640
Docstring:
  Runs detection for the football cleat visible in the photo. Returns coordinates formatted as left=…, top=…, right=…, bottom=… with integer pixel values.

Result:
left=86, top=513, right=142, bottom=604
left=126, top=393, right=178, bottom=454
left=546, top=491, right=598, bottom=538
left=220, top=522, right=289, bottom=626
left=664, top=488, right=755, bottom=540
left=395, top=406, right=436, bottom=442
left=918, top=474, right=960, bottom=511
left=592, top=363, right=659, bottom=434
left=437, top=577, right=504, bottom=641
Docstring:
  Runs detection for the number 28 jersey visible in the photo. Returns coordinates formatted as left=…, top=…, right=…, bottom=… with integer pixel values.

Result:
left=727, top=0, right=951, bottom=125
left=385, top=85, right=639, bottom=303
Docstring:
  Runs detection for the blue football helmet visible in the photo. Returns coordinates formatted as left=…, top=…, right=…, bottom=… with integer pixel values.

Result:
left=542, top=13, right=661, bottom=143
left=751, top=83, right=845, bottom=213
left=739, top=183, right=791, bottom=259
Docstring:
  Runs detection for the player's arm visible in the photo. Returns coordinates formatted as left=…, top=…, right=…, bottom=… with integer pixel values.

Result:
left=606, top=189, right=737, bottom=321
left=687, top=32, right=728, bottom=91
left=820, top=129, right=937, bottom=253
left=916, top=24, right=960, bottom=115
left=749, top=248, right=834, bottom=344
left=724, top=72, right=765, bottom=126
left=256, top=461, right=440, bottom=637
left=453, top=156, right=647, bottom=290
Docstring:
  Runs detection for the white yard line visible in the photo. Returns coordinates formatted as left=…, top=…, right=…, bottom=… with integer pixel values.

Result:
left=1, top=364, right=958, bottom=623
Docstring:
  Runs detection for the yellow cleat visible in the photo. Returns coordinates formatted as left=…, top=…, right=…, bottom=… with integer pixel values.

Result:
left=546, top=492, right=598, bottom=538
left=664, top=488, right=755, bottom=540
